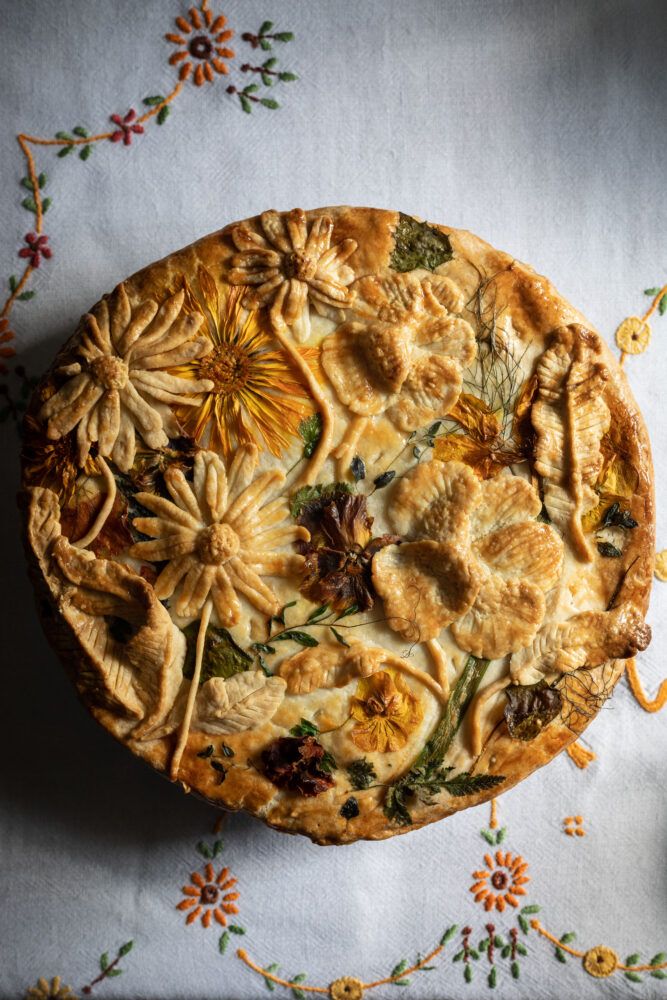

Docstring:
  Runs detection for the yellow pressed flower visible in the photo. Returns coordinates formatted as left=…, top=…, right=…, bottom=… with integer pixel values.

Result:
left=173, top=268, right=317, bottom=460
left=583, top=945, right=618, bottom=978
left=655, top=549, right=667, bottom=581
left=350, top=669, right=422, bottom=753
left=615, top=316, right=651, bottom=355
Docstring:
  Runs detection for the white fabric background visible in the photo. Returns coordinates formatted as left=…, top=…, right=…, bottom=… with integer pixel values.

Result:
left=1, top=1, right=666, bottom=997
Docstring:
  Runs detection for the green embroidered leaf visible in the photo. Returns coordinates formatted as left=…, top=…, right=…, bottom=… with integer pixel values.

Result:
left=516, top=942, right=528, bottom=957
left=55, top=131, right=73, bottom=140
left=555, top=947, right=567, bottom=963
left=9, top=275, right=17, bottom=292
left=57, top=145, right=74, bottom=157
left=260, top=38, right=272, bottom=51
left=650, top=953, right=667, bottom=966
left=264, top=58, right=277, bottom=69
left=511, top=960, right=520, bottom=979
left=504, top=680, right=562, bottom=741
left=645, top=287, right=661, bottom=296
left=100, top=952, right=109, bottom=971
left=106, top=969, right=122, bottom=978
left=625, top=971, right=643, bottom=983
left=157, top=105, right=171, bottom=126
left=219, top=930, right=230, bottom=954
left=42, top=198, right=52, bottom=213
left=560, top=932, right=576, bottom=944
left=659, top=294, right=667, bottom=316
left=291, top=973, right=306, bottom=983
left=18, top=290, right=36, bottom=301
left=464, top=964, right=473, bottom=983
left=245, top=84, right=260, bottom=94
left=298, top=413, right=322, bottom=458
left=261, top=73, right=273, bottom=86
left=21, top=197, right=37, bottom=213
left=390, top=213, right=454, bottom=273
left=496, top=827, right=507, bottom=843
left=260, top=20, right=274, bottom=33
left=651, top=970, right=667, bottom=979
left=518, top=916, right=529, bottom=934
left=598, top=541, right=622, bottom=558
left=182, top=622, right=252, bottom=683
left=240, top=95, right=253, bottom=113
left=279, top=72, right=299, bottom=82
left=329, top=626, right=350, bottom=647
left=79, top=145, right=93, bottom=161
left=143, top=95, right=165, bottom=106
left=520, top=904, right=541, bottom=914
left=481, top=829, right=495, bottom=845
left=38, top=172, right=47, bottom=187
left=263, top=963, right=280, bottom=991
left=346, top=758, right=377, bottom=790
left=488, top=966, right=497, bottom=988
left=119, top=941, right=134, bottom=957
left=452, top=950, right=464, bottom=962
left=20, top=177, right=34, bottom=190
left=391, top=959, right=408, bottom=977
left=290, top=481, right=353, bottom=518
left=274, top=630, right=319, bottom=647
left=273, top=31, right=294, bottom=42
left=72, top=125, right=89, bottom=137
left=626, top=953, right=641, bottom=966
left=290, top=718, right=319, bottom=737
left=501, top=945, right=511, bottom=959
left=229, top=925, right=246, bottom=935
left=211, top=839, right=223, bottom=857
left=468, top=949, right=480, bottom=961
left=440, top=925, right=458, bottom=945
left=197, top=840, right=213, bottom=858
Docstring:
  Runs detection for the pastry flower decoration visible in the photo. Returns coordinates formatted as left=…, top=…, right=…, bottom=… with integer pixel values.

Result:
left=227, top=208, right=358, bottom=341
left=321, top=274, right=477, bottom=432
left=372, top=460, right=564, bottom=658
left=128, top=446, right=307, bottom=623
left=39, top=283, right=213, bottom=471
left=350, top=668, right=423, bottom=753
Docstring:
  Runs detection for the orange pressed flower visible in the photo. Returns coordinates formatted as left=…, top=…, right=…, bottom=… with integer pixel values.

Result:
left=350, top=669, right=422, bottom=754
left=177, top=861, right=240, bottom=928
left=166, top=3, right=235, bottom=86
left=469, top=850, right=530, bottom=913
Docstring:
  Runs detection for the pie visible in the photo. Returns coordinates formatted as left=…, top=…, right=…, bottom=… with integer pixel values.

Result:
left=21, top=207, right=654, bottom=844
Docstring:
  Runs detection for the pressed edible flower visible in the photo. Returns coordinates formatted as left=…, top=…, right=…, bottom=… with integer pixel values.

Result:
left=261, top=735, right=335, bottom=796
left=350, top=669, right=422, bottom=753
left=615, top=316, right=651, bottom=355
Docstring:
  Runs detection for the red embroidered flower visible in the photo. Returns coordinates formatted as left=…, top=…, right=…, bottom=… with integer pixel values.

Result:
left=0, top=317, right=15, bottom=360
left=18, top=233, right=52, bottom=268
left=166, top=5, right=235, bottom=86
left=176, top=862, right=240, bottom=928
left=109, top=109, right=144, bottom=145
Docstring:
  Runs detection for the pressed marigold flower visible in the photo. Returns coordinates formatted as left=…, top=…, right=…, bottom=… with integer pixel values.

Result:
left=615, top=316, right=651, bottom=355
left=177, top=860, right=240, bottom=928
left=350, top=668, right=422, bottom=753
left=166, top=5, right=235, bottom=86
left=469, top=849, right=530, bottom=912
left=172, top=270, right=317, bottom=460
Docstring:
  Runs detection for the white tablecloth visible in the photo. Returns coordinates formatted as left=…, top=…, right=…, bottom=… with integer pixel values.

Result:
left=2, top=1, right=666, bottom=997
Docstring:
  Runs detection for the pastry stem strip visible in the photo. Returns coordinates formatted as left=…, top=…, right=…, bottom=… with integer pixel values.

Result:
left=333, top=414, right=368, bottom=480
left=170, top=598, right=212, bottom=781
left=72, top=456, right=116, bottom=548
left=470, top=676, right=511, bottom=758
left=425, top=638, right=451, bottom=700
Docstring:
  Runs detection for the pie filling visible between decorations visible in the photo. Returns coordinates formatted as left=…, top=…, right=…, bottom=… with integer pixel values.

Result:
left=21, top=207, right=654, bottom=844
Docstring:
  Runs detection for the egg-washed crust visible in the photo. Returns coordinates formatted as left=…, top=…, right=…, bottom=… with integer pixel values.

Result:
left=20, top=207, right=654, bottom=844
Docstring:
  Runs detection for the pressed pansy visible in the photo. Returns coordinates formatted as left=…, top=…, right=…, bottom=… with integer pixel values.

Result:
left=322, top=274, right=476, bottom=431
left=227, top=208, right=358, bottom=341
left=38, top=282, right=213, bottom=471
left=166, top=5, right=235, bottom=86
left=469, top=849, right=530, bottom=912
left=109, top=109, right=144, bottom=145
left=372, top=461, right=563, bottom=655
left=129, top=446, right=307, bottom=623
left=19, top=232, right=52, bottom=268
left=172, top=268, right=317, bottom=459
left=177, top=861, right=239, bottom=927
left=350, top=668, right=423, bottom=753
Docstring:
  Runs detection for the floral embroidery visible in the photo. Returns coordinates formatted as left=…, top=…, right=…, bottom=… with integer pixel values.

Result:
left=582, top=945, right=618, bottom=977
left=38, top=283, right=212, bottom=471
left=563, top=815, right=585, bottom=837
left=350, top=669, right=423, bottom=753
left=108, top=109, right=144, bottom=145
left=177, top=861, right=240, bottom=927
left=166, top=5, right=235, bottom=86
left=321, top=274, right=475, bottom=430
left=469, top=849, right=530, bottom=913
left=18, top=232, right=52, bottom=267
left=24, top=978, right=77, bottom=1000
left=129, top=447, right=306, bottom=622
left=173, top=274, right=317, bottom=459
left=227, top=208, right=357, bottom=341
left=615, top=315, right=651, bottom=355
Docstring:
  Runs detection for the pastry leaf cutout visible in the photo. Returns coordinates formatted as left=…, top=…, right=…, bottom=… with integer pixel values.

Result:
left=195, top=670, right=286, bottom=735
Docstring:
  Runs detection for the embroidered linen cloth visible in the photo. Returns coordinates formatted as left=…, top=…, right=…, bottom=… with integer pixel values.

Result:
left=2, top=1, right=666, bottom=997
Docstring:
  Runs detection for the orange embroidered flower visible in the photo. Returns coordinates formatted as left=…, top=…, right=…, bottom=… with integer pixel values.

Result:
left=177, top=861, right=240, bottom=927
left=350, top=669, right=422, bottom=753
left=166, top=4, right=235, bottom=86
left=469, top=850, right=530, bottom=912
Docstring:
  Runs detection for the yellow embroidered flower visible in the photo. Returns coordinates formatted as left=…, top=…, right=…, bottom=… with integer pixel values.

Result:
left=615, top=316, right=651, bottom=355
left=655, top=548, right=667, bottom=581
left=469, top=849, right=530, bottom=912
left=38, top=283, right=212, bottom=471
left=583, top=944, right=619, bottom=978
left=321, top=274, right=476, bottom=432
left=24, top=977, right=77, bottom=1000
left=350, top=668, right=422, bottom=753
left=172, top=270, right=316, bottom=460
left=176, top=861, right=239, bottom=927
left=129, top=447, right=306, bottom=623
left=227, top=209, right=357, bottom=341
left=166, top=5, right=235, bottom=86
left=329, top=977, right=364, bottom=1000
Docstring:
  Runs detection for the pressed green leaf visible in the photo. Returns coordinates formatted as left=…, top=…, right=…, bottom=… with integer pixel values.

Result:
left=336, top=603, right=359, bottom=619
left=346, top=758, right=377, bottom=790
left=290, top=481, right=353, bottom=518
left=276, top=630, right=319, bottom=647
left=598, top=541, right=622, bottom=558
left=183, top=622, right=252, bottom=683
left=306, top=603, right=330, bottom=623
left=390, top=213, right=453, bottom=273
left=289, top=718, right=319, bottom=737
left=330, top=626, right=350, bottom=647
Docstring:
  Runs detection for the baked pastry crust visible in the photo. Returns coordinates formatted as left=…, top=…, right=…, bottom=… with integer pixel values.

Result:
left=20, top=208, right=654, bottom=844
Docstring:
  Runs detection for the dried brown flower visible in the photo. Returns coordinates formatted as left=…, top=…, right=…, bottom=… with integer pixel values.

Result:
left=261, top=735, right=335, bottom=797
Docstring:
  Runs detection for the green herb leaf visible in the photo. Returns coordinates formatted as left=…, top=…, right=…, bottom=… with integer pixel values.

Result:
left=290, top=481, right=353, bottom=518
left=346, top=758, right=377, bottom=790
left=390, top=213, right=454, bottom=273
left=306, top=603, right=330, bottom=623
left=272, top=600, right=297, bottom=628
left=290, top=718, right=319, bottom=737
left=336, top=603, right=359, bottom=619
left=183, top=622, right=252, bottom=683
left=298, top=413, right=322, bottom=458
left=319, top=750, right=338, bottom=773
left=197, top=745, right=214, bottom=758
left=373, top=470, right=396, bottom=489
left=252, top=642, right=277, bottom=655
left=441, top=771, right=506, bottom=797
left=601, top=501, right=638, bottom=530
left=598, top=541, right=622, bottom=558
left=275, top=630, right=319, bottom=647
left=350, top=455, right=366, bottom=481
left=330, top=626, right=350, bottom=647
left=221, top=743, right=235, bottom=757
left=210, top=761, right=227, bottom=779
left=340, top=796, right=359, bottom=819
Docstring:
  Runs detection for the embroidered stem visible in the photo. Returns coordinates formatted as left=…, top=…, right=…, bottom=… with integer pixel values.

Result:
left=236, top=951, right=328, bottom=993
left=531, top=918, right=667, bottom=972
left=469, top=677, right=511, bottom=757
left=362, top=942, right=445, bottom=988
left=73, top=456, right=116, bottom=548
left=625, top=656, right=667, bottom=712
left=619, top=282, right=667, bottom=367
left=425, top=638, right=450, bottom=700
left=566, top=741, right=596, bottom=768
left=489, top=797, right=498, bottom=830
left=171, top=599, right=212, bottom=780
left=269, top=288, right=334, bottom=487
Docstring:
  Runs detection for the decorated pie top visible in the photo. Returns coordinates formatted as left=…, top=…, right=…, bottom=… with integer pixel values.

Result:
left=21, top=207, right=654, bottom=844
